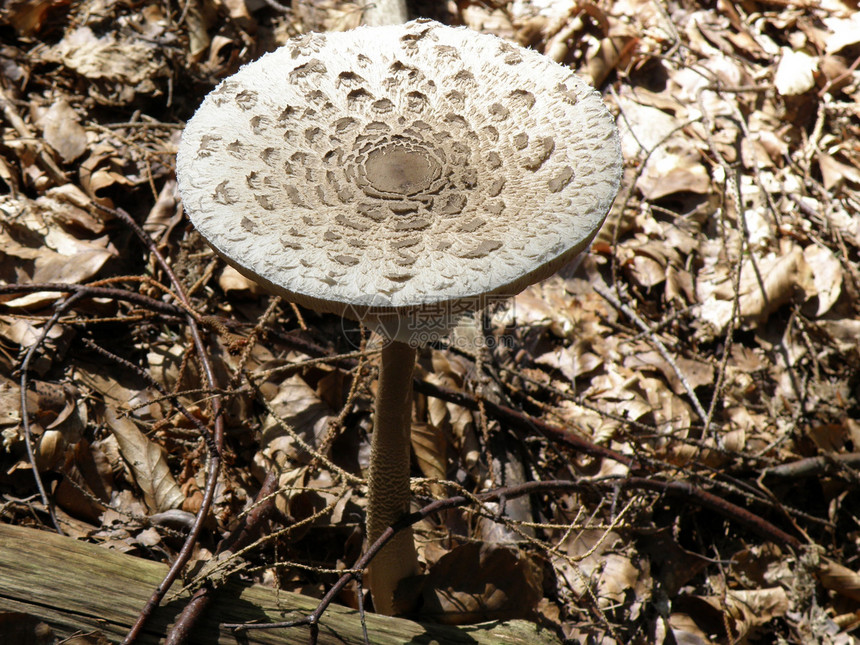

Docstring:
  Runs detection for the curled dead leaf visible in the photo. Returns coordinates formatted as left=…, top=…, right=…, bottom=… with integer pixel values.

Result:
left=818, top=152, right=860, bottom=190
left=218, top=264, right=265, bottom=296
left=0, top=194, right=115, bottom=308
left=104, top=407, right=183, bottom=514
left=32, top=100, right=88, bottom=164
left=625, top=348, right=714, bottom=396
left=803, top=244, right=843, bottom=316
left=598, top=553, right=646, bottom=609
left=411, top=421, right=447, bottom=481
left=697, top=245, right=814, bottom=334
left=259, top=374, right=334, bottom=469
left=398, top=543, right=543, bottom=624
left=824, top=15, right=860, bottom=54
left=737, top=247, right=813, bottom=323
left=774, top=48, right=818, bottom=96
left=44, top=26, right=166, bottom=104
left=818, top=558, right=860, bottom=603
left=617, top=96, right=711, bottom=200
left=710, top=588, right=790, bottom=640
left=79, top=145, right=133, bottom=205
left=818, top=319, right=860, bottom=354
left=536, top=342, right=603, bottom=382
left=587, top=34, right=637, bottom=87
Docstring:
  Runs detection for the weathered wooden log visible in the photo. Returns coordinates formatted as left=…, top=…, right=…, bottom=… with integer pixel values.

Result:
left=0, top=523, right=561, bottom=644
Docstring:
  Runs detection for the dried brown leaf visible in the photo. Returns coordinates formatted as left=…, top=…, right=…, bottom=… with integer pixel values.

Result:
left=824, top=15, right=860, bottom=54
left=627, top=253, right=666, bottom=288
left=818, top=153, right=860, bottom=190
left=818, top=558, right=860, bottom=603
left=43, top=26, right=165, bottom=102
left=586, top=34, right=637, bottom=87
left=738, top=247, right=813, bottom=322
left=626, top=348, right=714, bottom=396
left=598, top=553, right=646, bottom=608
left=402, top=543, right=542, bottom=624
left=411, top=421, right=447, bottom=481
left=72, top=361, right=158, bottom=419
left=536, top=343, right=603, bottom=382
left=276, top=467, right=350, bottom=536
left=617, top=97, right=710, bottom=200
left=774, top=49, right=818, bottom=96
left=104, top=407, right=183, bottom=513
left=706, top=588, right=790, bottom=640
left=55, top=439, right=113, bottom=522
left=819, top=319, right=860, bottom=354
left=803, top=244, right=843, bottom=317
left=32, top=100, right=87, bottom=163
left=79, top=145, right=134, bottom=203
left=218, top=264, right=265, bottom=296
left=640, top=528, right=710, bottom=596
left=424, top=352, right=475, bottom=462
left=698, top=245, right=814, bottom=333
left=0, top=195, right=115, bottom=307
left=259, top=374, right=334, bottom=468
left=0, top=378, right=21, bottom=437
left=44, top=185, right=104, bottom=234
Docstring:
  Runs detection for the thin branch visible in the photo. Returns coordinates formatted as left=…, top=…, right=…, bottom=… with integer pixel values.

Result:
left=80, top=338, right=218, bottom=453
left=90, top=202, right=226, bottom=645
left=224, top=475, right=802, bottom=639
left=165, top=470, right=280, bottom=645
left=17, top=290, right=86, bottom=534
left=0, top=282, right=186, bottom=318
left=594, top=281, right=709, bottom=425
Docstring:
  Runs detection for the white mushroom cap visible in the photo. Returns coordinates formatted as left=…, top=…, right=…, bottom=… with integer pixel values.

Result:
left=177, top=19, right=622, bottom=344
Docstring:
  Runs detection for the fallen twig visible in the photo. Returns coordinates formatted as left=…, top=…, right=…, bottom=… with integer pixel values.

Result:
left=87, top=202, right=226, bottom=645
left=224, top=475, right=802, bottom=641
left=165, top=470, right=281, bottom=645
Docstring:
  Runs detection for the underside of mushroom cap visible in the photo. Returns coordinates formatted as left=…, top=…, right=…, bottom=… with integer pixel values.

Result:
left=177, top=19, right=622, bottom=342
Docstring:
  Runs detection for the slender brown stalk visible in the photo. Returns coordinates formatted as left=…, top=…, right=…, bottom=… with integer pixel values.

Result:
left=365, top=340, right=419, bottom=615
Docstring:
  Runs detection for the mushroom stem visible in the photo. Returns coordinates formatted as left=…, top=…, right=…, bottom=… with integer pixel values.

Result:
left=366, top=339, right=419, bottom=615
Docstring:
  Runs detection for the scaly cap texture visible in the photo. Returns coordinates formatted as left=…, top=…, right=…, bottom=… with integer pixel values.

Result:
left=177, top=19, right=622, bottom=341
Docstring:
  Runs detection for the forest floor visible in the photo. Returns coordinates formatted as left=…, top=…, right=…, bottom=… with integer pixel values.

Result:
left=2, top=0, right=860, bottom=643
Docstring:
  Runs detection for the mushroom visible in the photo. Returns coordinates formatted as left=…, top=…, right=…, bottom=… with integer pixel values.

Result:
left=176, top=19, right=622, bottom=616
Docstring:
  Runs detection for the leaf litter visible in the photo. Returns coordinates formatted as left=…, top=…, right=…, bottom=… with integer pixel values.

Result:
left=1, top=0, right=860, bottom=643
